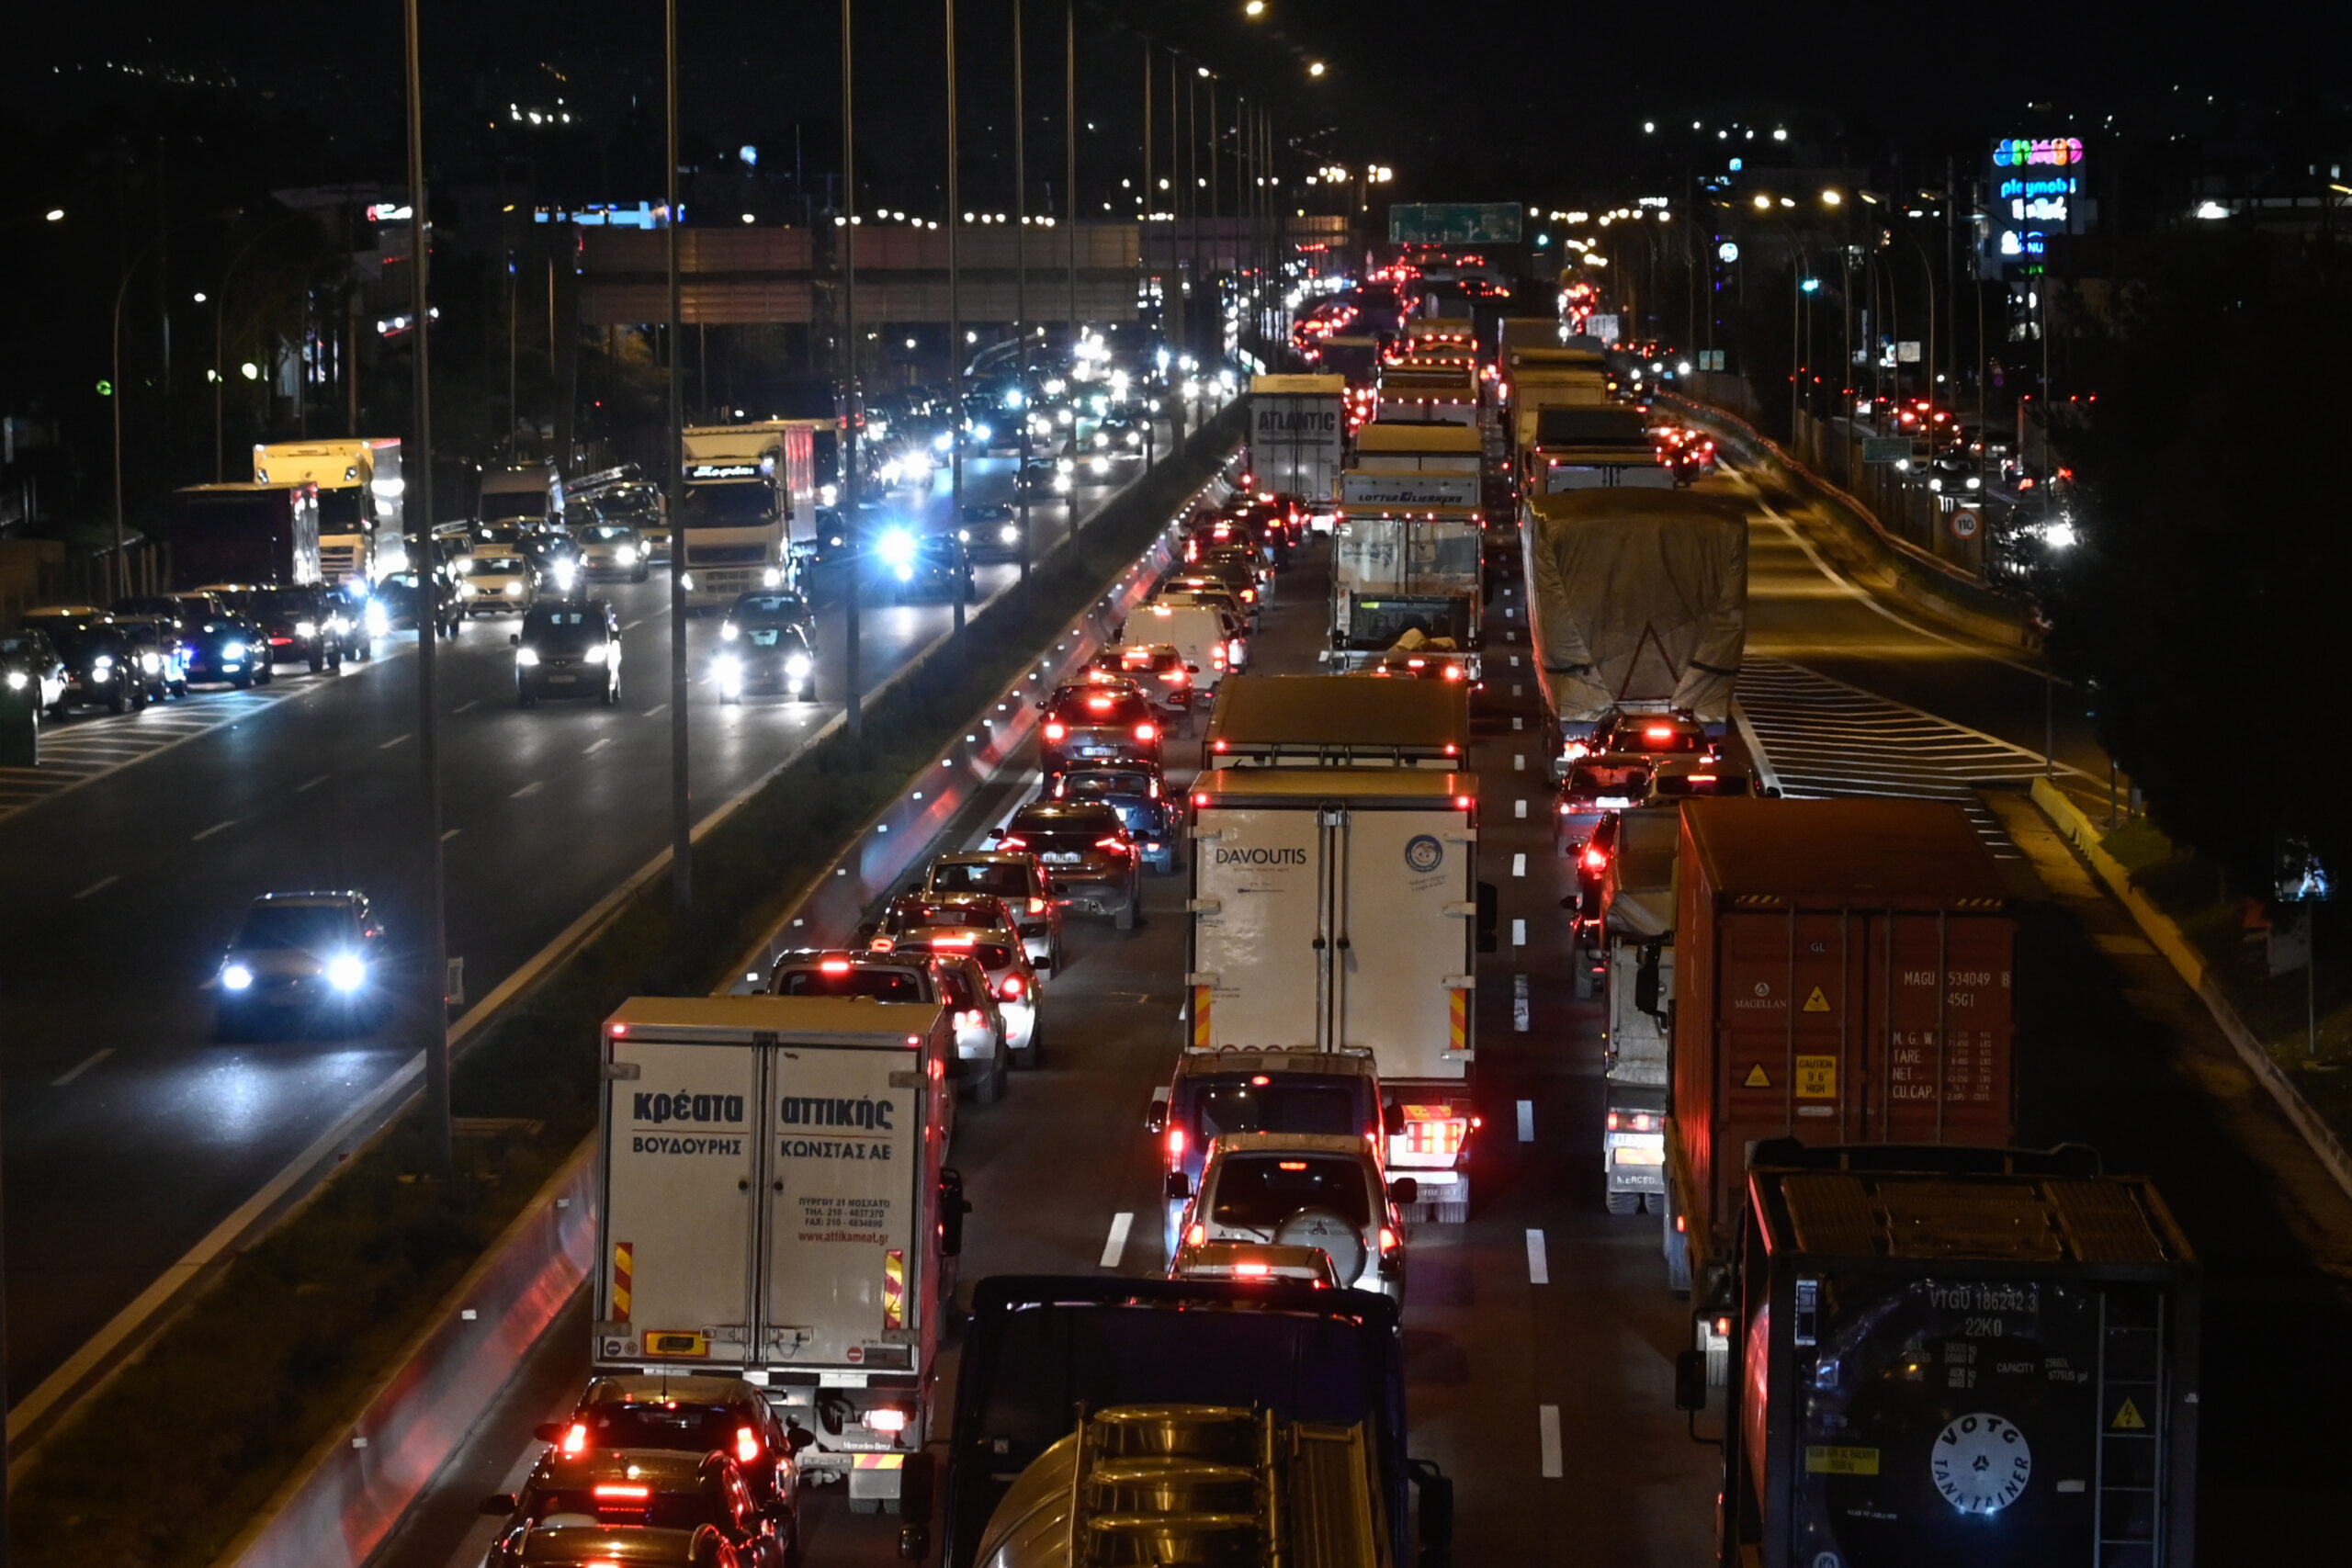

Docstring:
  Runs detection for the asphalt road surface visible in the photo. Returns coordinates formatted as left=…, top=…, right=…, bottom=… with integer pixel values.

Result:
left=379, top=450, right=2352, bottom=1565
left=0, top=434, right=1166, bottom=1412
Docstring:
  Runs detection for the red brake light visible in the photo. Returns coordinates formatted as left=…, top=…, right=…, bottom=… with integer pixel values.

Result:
left=593, top=1483, right=651, bottom=1502
left=997, top=835, right=1026, bottom=850
left=735, top=1426, right=762, bottom=1463
left=1443, top=743, right=1458, bottom=756
left=1645, top=726, right=1674, bottom=740
left=1379, top=1226, right=1399, bottom=1253
left=610, top=1022, right=628, bottom=1037
left=1250, top=1074, right=1271, bottom=1086
left=1606, top=1111, right=1621, bottom=1131
left=820, top=958, right=853, bottom=974
left=1000, top=975, right=1026, bottom=999
left=1278, top=1160, right=1309, bottom=1171
left=1582, top=847, right=1607, bottom=871
left=1027, top=897, right=1046, bottom=915
left=1454, top=795, right=1474, bottom=810
left=1714, top=1316, right=1734, bottom=1338
left=1232, top=1261, right=1271, bottom=1277
left=1096, top=836, right=1131, bottom=854
left=1166, top=1126, right=1185, bottom=1160
left=1442, top=665, right=1463, bottom=681
left=1212, top=739, right=1228, bottom=752
left=1135, top=722, right=1157, bottom=742
left=1086, top=696, right=1114, bottom=712
left=1043, top=721, right=1068, bottom=741
left=560, top=1422, right=589, bottom=1455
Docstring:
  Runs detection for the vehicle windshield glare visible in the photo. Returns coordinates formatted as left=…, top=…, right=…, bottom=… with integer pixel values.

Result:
left=894, top=903, right=1002, bottom=931
left=730, top=593, right=808, bottom=625
left=236, top=905, right=359, bottom=950
left=1210, top=1155, right=1371, bottom=1229
left=582, top=526, right=635, bottom=543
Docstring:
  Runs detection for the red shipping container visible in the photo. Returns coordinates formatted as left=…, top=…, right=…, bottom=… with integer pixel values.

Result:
left=1666, top=798, right=2016, bottom=1293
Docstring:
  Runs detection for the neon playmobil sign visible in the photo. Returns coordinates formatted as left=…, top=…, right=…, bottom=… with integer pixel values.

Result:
left=1992, top=137, right=2085, bottom=168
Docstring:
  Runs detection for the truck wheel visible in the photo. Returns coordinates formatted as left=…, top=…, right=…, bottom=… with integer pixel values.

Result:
left=1605, top=1189, right=1642, bottom=1216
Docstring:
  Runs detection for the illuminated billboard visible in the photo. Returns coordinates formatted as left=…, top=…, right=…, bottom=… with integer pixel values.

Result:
left=1987, top=137, right=2088, bottom=273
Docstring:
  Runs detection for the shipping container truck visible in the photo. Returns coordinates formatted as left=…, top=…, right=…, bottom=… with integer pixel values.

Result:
left=1348, top=420, right=1485, bottom=479
left=252, top=437, right=402, bottom=581
left=1683, top=1145, right=2198, bottom=1568
left=1659, top=799, right=2018, bottom=1302
left=169, top=482, right=322, bottom=590
left=1204, top=673, right=1470, bottom=769
left=940, top=1277, right=1453, bottom=1568
left=1375, top=363, right=1481, bottom=428
left=679, top=420, right=821, bottom=606
left=1505, top=347, right=1610, bottom=455
left=1597, top=805, right=1680, bottom=1214
left=594, top=995, right=968, bottom=1515
left=1522, top=487, right=1747, bottom=760
left=1247, top=373, right=1348, bottom=521
left=1187, top=766, right=1494, bottom=1220
left=1523, top=405, right=1674, bottom=493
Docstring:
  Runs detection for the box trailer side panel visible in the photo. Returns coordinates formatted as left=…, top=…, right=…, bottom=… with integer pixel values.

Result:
left=1192, top=806, right=1329, bottom=1049
left=1337, top=804, right=1474, bottom=1082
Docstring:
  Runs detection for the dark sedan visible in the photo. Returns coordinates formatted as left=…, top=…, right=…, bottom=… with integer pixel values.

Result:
left=514, top=599, right=622, bottom=707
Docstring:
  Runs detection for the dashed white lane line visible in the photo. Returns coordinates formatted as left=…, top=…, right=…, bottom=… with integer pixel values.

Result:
left=1514, top=798, right=1527, bottom=819
left=1513, top=754, right=1525, bottom=771
left=511, top=780, right=544, bottom=799
left=1539, top=1405, right=1564, bottom=1478
left=51, top=1048, right=114, bottom=1087
left=441, top=828, right=462, bottom=841
left=295, top=774, right=329, bottom=794
left=1516, top=1099, right=1534, bottom=1142
left=1100, top=1212, right=1134, bottom=1269
left=1526, top=1229, right=1550, bottom=1285
left=643, top=704, right=669, bottom=718
left=1510, top=918, right=1527, bottom=947
left=73, top=874, right=120, bottom=899
left=1511, top=852, right=1527, bottom=878
left=453, top=699, right=481, bottom=714
left=191, top=818, right=238, bottom=841
left=378, top=732, right=413, bottom=750
left=584, top=738, right=615, bottom=756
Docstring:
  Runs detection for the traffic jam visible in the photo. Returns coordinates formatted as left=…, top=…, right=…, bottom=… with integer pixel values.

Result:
left=431, top=258, right=2197, bottom=1568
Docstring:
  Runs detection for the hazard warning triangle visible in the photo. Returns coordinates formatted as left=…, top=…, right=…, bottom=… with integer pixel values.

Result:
left=1803, top=987, right=1831, bottom=1013
left=1743, top=1064, right=1771, bottom=1089
left=2111, top=1398, right=2146, bottom=1431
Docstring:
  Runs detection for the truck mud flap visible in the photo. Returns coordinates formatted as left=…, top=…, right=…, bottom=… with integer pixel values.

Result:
left=1662, top=1174, right=1691, bottom=1297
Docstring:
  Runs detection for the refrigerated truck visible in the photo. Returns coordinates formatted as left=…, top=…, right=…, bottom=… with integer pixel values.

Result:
left=1202, top=673, right=1470, bottom=769
left=1187, top=766, right=1487, bottom=1221
left=1596, top=805, right=1679, bottom=1214
left=1660, top=798, right=2018, bottom=1303
left=1247, top=373, right=1347, bottom=521
left=169, top=482, right=322, bottom=591
left=594, top=995, right=965, bottom=1513
left=251, top=438, right=402, bottom=582
left=679, top=421, right=821, bottom=607
left=1701, top=1145, right=2198, bottom=1568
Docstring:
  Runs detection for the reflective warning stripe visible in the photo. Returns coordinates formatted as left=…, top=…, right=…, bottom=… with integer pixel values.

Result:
left=882, top=1248, right=905, bottom=1331
left=1193, top=986, right=1214, bottom=1049
left=1448, top=987, right=1467, bottom=1052
left=613, top=1242, right=634, bottom=1323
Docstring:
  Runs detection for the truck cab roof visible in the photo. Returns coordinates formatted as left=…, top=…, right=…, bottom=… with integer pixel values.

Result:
left=1191, top=766, right=1475, bottom=806
left=604, top=993, right=946, bottom=1044
left=1205, top=674, right=1469, bottom=766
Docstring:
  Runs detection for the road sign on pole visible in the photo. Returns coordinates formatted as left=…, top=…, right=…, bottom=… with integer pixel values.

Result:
left=1950, top=507, right=1983, bottom=540
left=1387, top=203, right=1523, bottom=244
left=1862, top=437, right=1912, bottom=464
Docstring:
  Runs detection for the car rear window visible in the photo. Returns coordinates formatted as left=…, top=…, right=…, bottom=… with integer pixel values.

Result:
left=1188, top=1080, right=1365, bottom=1143
left=930, top=862, right=1028, bottom=897
left=574, top=1403, right=746, bottom=1451
left=1567, top=763, right=1649, bottom=796
left=773, top=967, right=928, bottom=1001
left=1061, top=771, right=1155, bottom=797
left=1210, top=1155, right=1372, bottom=1229
left=1056, top=691, right=1151, bottom=724
left=526, top=1488, right=718, bottom=1532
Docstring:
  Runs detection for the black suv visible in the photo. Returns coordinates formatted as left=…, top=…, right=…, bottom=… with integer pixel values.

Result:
left=243, top=586, right=344, bottom=674
left=717, top=592, right=817, bottom=703
left=514, top=599, right=622, bottom=707
left=535, top=1374, right=802, bottom=1533
left=40, top=618, right=149, bottom=714
left=988, top=798, right=1141, bottom=929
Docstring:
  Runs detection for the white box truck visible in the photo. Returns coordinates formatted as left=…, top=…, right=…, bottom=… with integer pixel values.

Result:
left=680, top=421, right=821, bottom=607
left=1595, top=806, right=1678, bottom=1214
left=252, top=438, right=403, bottom=582
left=594, top=995, right=967, bottom=1515
left=1329, top=485, right=1485, bottom=672
left=1247, top=373, right=1347, bottom=522
left=1186, top=766, right=1493, bottom=1222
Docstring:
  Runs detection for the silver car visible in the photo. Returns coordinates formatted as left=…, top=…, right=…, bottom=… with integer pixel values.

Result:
left=1170, top=1132, right=1413, bottom=1306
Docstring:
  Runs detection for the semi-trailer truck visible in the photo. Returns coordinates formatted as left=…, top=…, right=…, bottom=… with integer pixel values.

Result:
left=593, top=995, right=968, bottom=1516
left=1687, top=1145, right=2198, bottom=1568
left=1203, top=672, right=1470, bottom=768
left=1658, top=798, right=2019, bottom=1302
left=1248, top=373, right=1347, bottom=521
left=1522, top=487, right=1747, bottom=761
left=1187, top=762, right=1494, bottom=1220
left=1522, top=406, right=1673, bottom=492
left=1597, top=805, right=1679, bottom=1214
left=251, top=438, right=402, bottom=582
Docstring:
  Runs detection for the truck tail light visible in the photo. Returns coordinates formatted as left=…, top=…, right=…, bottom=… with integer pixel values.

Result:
left=866, top=1406, right=910, bottom=1434
left=1212, top=739, right=1228, bottom=753
left=1396, top=1111, right=1468, bottom=1157
left=1454, top=795, right=1474, bottom=811
left=735, top=1426, right=763, bottom=1463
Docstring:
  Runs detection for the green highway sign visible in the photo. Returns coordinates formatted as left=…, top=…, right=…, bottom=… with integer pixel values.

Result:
left=1861, top=437, right=1912, bottom=465
left=1388, top=203, right=1524, bottom=244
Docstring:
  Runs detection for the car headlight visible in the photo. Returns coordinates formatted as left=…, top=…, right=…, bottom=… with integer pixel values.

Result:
left=224, top=640, right=247, bottom=659
left=551, top=562, right=576, bottom=589
left=6, top=671, right=27, bottom=690
left=90, top=664, right=111, bottom=682
left=515, top=646, right=541, bottom=667
left=762, top=567, right=784, bottom=587
left=94, top=653, right=115, bottom=670
left=819, top=484, right=839, bottom=506
left=972, top=423, right=991, bottom=443
left=1928, top=478, right=1943, bottom=491
left=720, top=622, right=741, bottom=641
left=716, top=654, right=743, bottom=687
left=1055, top=474, right=1071, bottom=492
left=1126, top=431, right=1141, bottom=446
left=584, top=643, right=610, bottom=664
left=933, top=432, right=953, bottom=452
left=504, top=581, right=525, bottom=596
left=616, top=545, right=638, bottom=565
left=1091, top=457, right=1109, bottom=475
left=1000, top=523, right=1020, bottom=544
left=141, top=651, right=162, bottom=672
left=295, top=620, right=318, bottom=638
left=957, top=528, right=970, bottom=542
left=1967, top=476, right=1982, bottom=491
left=679, top=571, right=695, bottom=592
left=458, top=581, right=479, bottom=597
left=877, top=529, right=917, bottom=569
left=366, top=604, right=390, bottom=635
left=785, top=651, right=812, bottom=678
left=324, top=953, right=368, bottom=992
left=221, top=963, right=254, bottom=991
left=451, top=557, right=473, bottom=574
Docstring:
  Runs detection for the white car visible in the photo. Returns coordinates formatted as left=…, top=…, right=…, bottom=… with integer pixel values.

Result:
left=1170, top=1132, right=1412, bottom=1306
left=458, top=552, right=537, bottom=615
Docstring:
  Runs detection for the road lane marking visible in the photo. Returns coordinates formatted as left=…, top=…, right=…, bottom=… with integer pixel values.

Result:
left=1513, top=974, right=1531, bottom=1032
left=73, top=875, right=120, bottom=900
left=1514, top=799, right=1527, bottom=819
left=378, top=732, right=413, bottom=750
left=583, top=738, right=614, bottom=756
left=1512, top=716, right=1523, bottom=729
left=511, top=781, right=544, bottom=798
left=1539, top=1405, right=1563, bottom=1477
left=1510, top=655, right=1520, bottom=667
left=642, top=704, right=668, bottom=717
left=1516, top=1099, right=1534, bottom=1141
left=1511, top=852, right=1526, bottom=877
left=1513, top=754, right=1525, bottom=771
left=1511, top=918, right=1527, bottom=946
left=191, top=818, right=237, bottom=841
left=624, top=617, right=647, bottom=630
left=51, top=1048, right=113, bottom=1088
left=1100, top=1212, right=1134, bottom=1269
left=295, top=774, right=329, bottom=794
left=453, top=699, right=480, bottom=714
left=1525, top=1229, right=1549, bottom=1285
left=441, top=828, right=462, bottom=841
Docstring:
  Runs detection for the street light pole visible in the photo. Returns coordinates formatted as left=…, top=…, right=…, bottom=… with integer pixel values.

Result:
left=1013, top=0, right=1030, bottom=581
left=664, top=0, right=694, bottom=905
left=946, top=0, right=965, bottom=634
left=842, top=0, right=863, bottom=736
left=401, top=0, right=452, bottom=1176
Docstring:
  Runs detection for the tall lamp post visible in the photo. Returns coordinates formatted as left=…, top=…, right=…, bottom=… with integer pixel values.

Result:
left=842, top=0, right=863, bottom=736
left=945, top=0, right=966, bottom=634
left=664, top=0, right=693, bottom=903
left=401, top=0, right=453, bottom=1174
left=1012, top=0, right=1030, bottom=581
